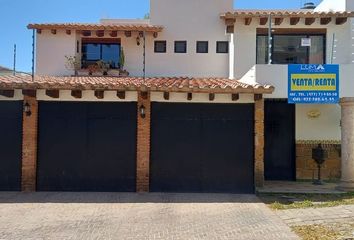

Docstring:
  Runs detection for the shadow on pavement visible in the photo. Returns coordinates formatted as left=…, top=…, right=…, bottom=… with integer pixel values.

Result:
left=0, top=192, right=262, bottom=204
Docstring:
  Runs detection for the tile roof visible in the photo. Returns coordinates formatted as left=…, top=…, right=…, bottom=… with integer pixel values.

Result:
left=27, top=23, right=163, bottom=32
left=0, top=75, right=274, bottom=94
left=222, top=10, right=354, bottom=18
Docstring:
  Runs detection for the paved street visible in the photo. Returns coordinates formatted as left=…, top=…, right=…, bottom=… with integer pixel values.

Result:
left=0, top=192, right=299, bottom=240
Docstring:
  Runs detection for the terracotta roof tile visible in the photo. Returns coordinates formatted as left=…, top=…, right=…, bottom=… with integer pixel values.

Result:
left=27, top=23, right=163, bottom=32
left=222, top=10, right=354, bottom=18
left=0, top=75, right=274, bottom=94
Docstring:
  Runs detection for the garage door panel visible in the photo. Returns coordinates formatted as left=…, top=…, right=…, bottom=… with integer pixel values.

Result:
left=151, top=103, right=254, bottom=193
left=201, top=118, right=254, bottom=193
left=37, top=102, right=136, bottom=192
left=150, top=116, right=202, bottom=192
left=0, top=101, right=22, bottom=191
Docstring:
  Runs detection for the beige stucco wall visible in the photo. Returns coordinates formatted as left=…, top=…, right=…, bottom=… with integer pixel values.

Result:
left=296, top=104, right=341, bottom=141
left=151, top=92, right=254, bottom=103
left=234, top=19, right=352, bottom=79
left=147, top=0, right=232, bottom=77
left=36, top=30, right=78, bottom=76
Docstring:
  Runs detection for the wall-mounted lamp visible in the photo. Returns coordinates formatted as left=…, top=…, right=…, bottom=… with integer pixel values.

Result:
left=136, top=36, right=141, bottom=46
left=139, top=105, right=146, bottom=118
left=24, top=102, right=31, bottom=116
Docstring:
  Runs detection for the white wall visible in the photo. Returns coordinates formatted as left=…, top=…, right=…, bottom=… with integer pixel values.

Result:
left=37, top=90, right=138, bottom=102
left=296, top=104, right=341, bottom=141
left=235, top=19, right=352, bottom=80
left=151, top=92, right=254, bottom=103
left=36, top=30, right=77, bottom=76
left=147, top=0, right=233, bottom=77
left=0, top=90, right=23, bottom=101
left=315, top=0, right=346, bottom=11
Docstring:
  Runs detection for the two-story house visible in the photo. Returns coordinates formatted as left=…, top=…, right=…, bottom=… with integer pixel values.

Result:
left=0, top=0, right=353, bottom=193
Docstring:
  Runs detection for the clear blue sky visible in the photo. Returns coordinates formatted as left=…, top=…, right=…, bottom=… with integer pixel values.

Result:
left=0, top=0, right=321, bottom=72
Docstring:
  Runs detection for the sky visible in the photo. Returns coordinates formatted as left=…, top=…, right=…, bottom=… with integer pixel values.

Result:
left=0, top=0, right=321, bottom=72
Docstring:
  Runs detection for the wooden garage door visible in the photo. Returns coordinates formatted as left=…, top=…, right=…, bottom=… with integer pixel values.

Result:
left=150, top=103, right=254, bottom=193
left=0, top=101, right=22, bottom=191
left=37, top=102, right=137, bottom=192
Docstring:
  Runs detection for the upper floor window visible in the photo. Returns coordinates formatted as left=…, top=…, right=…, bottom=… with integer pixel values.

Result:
left=81, top=38, right=120, bottom=69
left=256, top=33, right=326, bottom=64
left=196, top=41, right=208, bottom=53
left=175, top=41, right=187, bottom=53
left=216, top=41, right=229, bottom=53
left=154, top=41, right=167, bottom=53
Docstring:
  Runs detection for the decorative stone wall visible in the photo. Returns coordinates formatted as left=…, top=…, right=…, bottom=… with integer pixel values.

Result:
left=255, top=98, right=265, bottom=187
left=136, top=92, right=151, bottom=192
left=296, top=140, right=341, bottom=181
left=21, top=95, right=38, bottom=192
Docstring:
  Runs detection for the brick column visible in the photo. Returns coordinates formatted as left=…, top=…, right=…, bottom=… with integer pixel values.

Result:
left=21, top=95, right=38, bottom=192
left=136, top=92, right=151, bottom=192
left=254, top=97, right=265, bottom=188
left=338, top=98, right=354, bottom=191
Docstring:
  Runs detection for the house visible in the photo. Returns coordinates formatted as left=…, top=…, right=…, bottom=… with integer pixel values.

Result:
left=0, top=0, right=353, bottom=193
left=0, top=66, right=13, bottom=75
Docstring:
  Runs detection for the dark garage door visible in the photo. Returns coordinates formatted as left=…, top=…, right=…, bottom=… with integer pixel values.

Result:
left=0, top=101, right=22, bottom=191
left=150, top=103, right=254, bottom=193
left=37, top=102, right=137, bottom=192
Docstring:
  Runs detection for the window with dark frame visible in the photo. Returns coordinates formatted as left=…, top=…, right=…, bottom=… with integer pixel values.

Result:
left=256, top=33, right=326, bottom=64
left=196, top=41, right=208, bottom=53
left=216, top=41, right=229, bottom=53
left=81, top=38, right=121, bottom=69
left=154, top=41, right=167, bottom=53
left=174, top=41, right=187, bottom=53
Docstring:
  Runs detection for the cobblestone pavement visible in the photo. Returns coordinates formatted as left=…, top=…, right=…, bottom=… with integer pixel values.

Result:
left=276, top=204, right=354, bottom=226
left=0, top=192, right=299, bottom=240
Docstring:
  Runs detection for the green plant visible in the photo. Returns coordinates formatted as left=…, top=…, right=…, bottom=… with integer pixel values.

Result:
left=87, top=64, right=99, bottom=75
left=65, top=55, right=81, bottom=75
left=96, top=60, right=110, bottom=75
left=120, top=47, right=125, bottom=70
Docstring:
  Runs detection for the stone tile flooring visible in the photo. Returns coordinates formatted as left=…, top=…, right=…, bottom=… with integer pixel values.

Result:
left=258, top=181, right=346, bottom=194
left=0, top=192, right=299, bottom=240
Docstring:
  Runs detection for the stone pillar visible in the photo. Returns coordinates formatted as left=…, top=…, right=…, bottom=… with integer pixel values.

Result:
left=254, top=97, right=265, bottom=188
left=136, top=92, right=151, bottom=192
left=338, top=97, right=354, bottom=191
left=21, top=95, right=38, bottom=192
left=228, top=33, right=235, bottom=79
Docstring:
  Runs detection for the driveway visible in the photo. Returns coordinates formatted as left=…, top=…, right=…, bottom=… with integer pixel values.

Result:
left=0, top=193, right=299, bottom=240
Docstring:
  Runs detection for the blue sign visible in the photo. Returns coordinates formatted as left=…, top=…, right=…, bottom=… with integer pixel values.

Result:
left=288, top=64, right=339, bottom=104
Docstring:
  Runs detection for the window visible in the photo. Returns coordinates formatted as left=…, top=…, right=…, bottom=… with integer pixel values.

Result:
left=256, top=34, right=326, bottom=64
left=81, top=39, right=120, bottom=69
left=154, top=41, right=167, bottom=53
left=174, top=41, right=187, bottom=53
left=196, top=41, right=208, bottom=53
left=216, top=41, right=229, bottom=53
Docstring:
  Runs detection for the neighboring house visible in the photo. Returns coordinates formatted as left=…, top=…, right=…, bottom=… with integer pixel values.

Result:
left=0, top=0, right=354, bottom=193
left=0, top=66, right=13, bottom=75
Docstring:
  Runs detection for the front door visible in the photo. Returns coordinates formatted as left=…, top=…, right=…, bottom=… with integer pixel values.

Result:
left=265, top=99, right=295, bottom=181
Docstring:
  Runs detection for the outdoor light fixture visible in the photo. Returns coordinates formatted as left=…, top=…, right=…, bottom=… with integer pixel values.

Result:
left=136, top=36, right=141, bottom=46
left=24, top=102, right=31, bottom=116
left=139, top=105, right=146, bottom=119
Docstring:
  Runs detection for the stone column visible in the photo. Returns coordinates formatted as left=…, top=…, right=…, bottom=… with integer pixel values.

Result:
left=136, top=92, right=151, bottom=192
left=338, top=97, right=354, bottom=191
left=254, top=97, right=265, bottom=188
left=21, top=95, right=38, bottom=192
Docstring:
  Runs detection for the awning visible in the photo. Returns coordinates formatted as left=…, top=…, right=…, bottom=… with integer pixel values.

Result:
left=0, top=75, right=274, bottom=94
left=27, top=23, right=163, bottom=32
left=221, top=10, right=354, bottom=26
